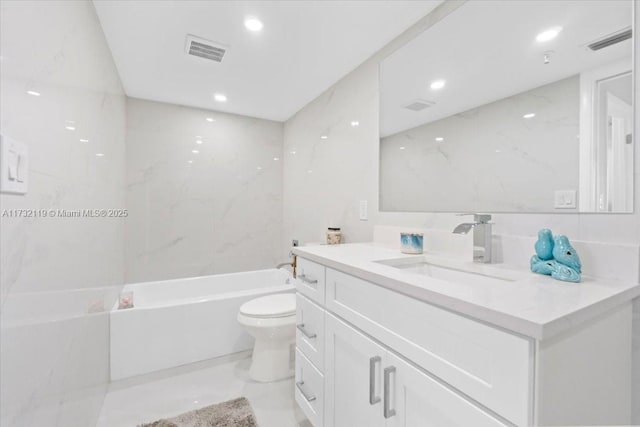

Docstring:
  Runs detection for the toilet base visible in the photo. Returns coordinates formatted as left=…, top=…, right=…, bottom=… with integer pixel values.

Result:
left=249, top=338, right=294, bottom=382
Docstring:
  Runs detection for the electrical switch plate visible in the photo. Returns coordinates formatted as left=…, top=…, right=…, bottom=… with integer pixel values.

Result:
left=0, top=134, right=28, bottom=195
left=554, top=190, right=576, bottom=209
left=359, top=200, right=368, bottom=220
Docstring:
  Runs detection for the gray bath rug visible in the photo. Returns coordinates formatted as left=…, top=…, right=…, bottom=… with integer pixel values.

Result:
left=139, top=397, right=258, bottom=427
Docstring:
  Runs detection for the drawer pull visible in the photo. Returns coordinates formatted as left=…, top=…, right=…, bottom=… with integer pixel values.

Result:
left=383, top=366, right=396, bottom=419
left=298, top=274, right=318, bottom=285
left=369, top=356, right=381, bottom=405
left=296, top=380, right=317, bottom=402
left=297, top=323, right=317, bottom=339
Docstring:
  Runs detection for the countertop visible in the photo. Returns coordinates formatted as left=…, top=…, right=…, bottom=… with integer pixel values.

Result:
left=292, top=243, right=640, bottom=340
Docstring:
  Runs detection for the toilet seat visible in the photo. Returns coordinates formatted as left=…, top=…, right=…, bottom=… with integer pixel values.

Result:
left=239, top=293, right=295, bottom=319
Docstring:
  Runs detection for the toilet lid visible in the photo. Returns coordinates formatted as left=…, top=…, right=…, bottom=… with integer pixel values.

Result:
left=239, top=293, right=296, bottom=318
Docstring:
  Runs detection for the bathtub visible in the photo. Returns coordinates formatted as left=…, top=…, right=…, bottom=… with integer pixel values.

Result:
left=110, top=269, right=294, bottom=380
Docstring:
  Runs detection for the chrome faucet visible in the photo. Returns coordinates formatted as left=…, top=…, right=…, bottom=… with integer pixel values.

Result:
left=453, top=214, right=492, bottom=263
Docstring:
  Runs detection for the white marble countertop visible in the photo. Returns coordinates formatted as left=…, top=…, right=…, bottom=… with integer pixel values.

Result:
left=292, top=243, right=640, bottom=340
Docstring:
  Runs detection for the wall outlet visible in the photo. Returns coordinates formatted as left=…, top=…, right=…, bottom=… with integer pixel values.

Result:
left=554, top=190, right=577, bottom=209
left=359, top=200, right=368, bottom=220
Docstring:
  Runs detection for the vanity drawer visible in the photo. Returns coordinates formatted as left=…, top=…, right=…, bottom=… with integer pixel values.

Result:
left=295, top=348, right=324, bottom=427
left=325, top=268, right=532, bottom=427
left=296, top=292, right=325, bottom=371
left=296, top=258, right=326, bottom=305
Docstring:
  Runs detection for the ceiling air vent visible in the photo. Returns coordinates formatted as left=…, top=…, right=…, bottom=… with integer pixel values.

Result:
left=185, top=34, right=227, bottom=62
left=588, top=28, right=632, bottom=51
left=403, top=99, right=435, bottom=112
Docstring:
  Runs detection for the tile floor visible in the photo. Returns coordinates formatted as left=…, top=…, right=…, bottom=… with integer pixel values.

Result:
left=97, top=351, right=310, bottom=427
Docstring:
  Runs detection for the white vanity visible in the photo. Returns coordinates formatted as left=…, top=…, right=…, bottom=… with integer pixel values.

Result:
left=292, top=243, right=639, bottom=427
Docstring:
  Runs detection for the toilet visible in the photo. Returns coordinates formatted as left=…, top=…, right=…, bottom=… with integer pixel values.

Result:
left=237, top=293, right=296, bottom=382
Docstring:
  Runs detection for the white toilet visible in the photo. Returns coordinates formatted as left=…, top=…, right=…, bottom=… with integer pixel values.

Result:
left=237, top=293, right=296, bottom=382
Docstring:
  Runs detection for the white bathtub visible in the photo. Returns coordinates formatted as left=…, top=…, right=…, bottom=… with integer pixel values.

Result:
left=110, top=269, right=294, bottom=380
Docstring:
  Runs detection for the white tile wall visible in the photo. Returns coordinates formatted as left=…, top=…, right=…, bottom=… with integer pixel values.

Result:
left=125, top=98, right=284, bottom=282
left=0, top=0, right=126, bottom=425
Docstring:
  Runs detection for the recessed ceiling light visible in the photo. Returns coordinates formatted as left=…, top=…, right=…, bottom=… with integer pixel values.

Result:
left=273, top=157, right=279, bottom=161
left=95, top=153, right=104, bottom=157
left=523, top=113, right=536, bottom=119
left=65, top=125, right=76, bottom=131
left=495, top=149, right=501, bottom=153
left=435, top=137, right=444, bottom=142
left=206, top=117, right=214, bottom=122
left=196, top=140, right=203, bottom=144
left=351, top=121, right=360, bottom=127
left=536, top=27, right=562, bottom=43
left=430, top=80, right=446, bottom=90
left=244, top=17, right=263, bottom=32
left=214, top=93, right=227, bottom=102
left=399, top=146, right=406, bottom=150
left=256, top=166, right=262, bottom=170
left=187, top=160, right=193, bottom=164
left=290, top=150, right=297, bottom=155
left=80, top=138, right=89, bottom=142
left=26, top=90, right=40, bottom=96
left=192, top=149, right=200, bottom=154
left=320, top=135, right=328, bottom=140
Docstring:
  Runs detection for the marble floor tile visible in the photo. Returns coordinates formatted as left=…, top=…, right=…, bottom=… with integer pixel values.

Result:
left=97, top=352, right=310, bottom=427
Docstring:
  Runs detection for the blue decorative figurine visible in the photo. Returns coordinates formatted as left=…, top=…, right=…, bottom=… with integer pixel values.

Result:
left=534, top=228, right=554, bottom=260
left=552, top=235, right=582, bottom=273
left=530, top=229, right=581, bottom=283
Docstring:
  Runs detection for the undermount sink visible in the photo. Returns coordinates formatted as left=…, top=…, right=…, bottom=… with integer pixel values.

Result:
left=374, top=256, right=526, bottom=284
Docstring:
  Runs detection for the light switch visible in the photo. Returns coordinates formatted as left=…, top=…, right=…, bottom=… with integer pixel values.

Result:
left=1, top=134, right=28, bottom=195
left=8, top=150, right=17, bottom=181
left=16, top=154, right=25, bottom=183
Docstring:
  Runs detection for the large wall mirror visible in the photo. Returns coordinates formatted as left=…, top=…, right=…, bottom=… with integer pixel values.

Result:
left=379, top=0, right=633, bottom=213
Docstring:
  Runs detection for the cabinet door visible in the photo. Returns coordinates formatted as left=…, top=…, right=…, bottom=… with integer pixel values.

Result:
left=385, top=351, right=509, bottom=427
left=324, top=313, right=385, bottom=427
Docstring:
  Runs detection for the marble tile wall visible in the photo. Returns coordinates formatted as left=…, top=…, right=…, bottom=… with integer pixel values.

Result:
left=126, top=98, right=284, bottom=283
left=0, top=0, right=126, bottom=425
left=283, top=1, right=640, bottom=422
left=283, top=61, right=380, bottom=248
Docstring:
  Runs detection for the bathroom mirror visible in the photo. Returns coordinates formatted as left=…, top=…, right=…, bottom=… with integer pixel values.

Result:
left=379, top=0, right=633, bottom=213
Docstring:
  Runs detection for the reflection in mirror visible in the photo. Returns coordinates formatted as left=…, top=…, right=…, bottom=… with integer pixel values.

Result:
left=379, top=0, right=633, bottom=213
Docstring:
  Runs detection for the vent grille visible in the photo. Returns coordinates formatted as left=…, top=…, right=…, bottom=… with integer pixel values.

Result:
left=185, top=35, right=227, bottom=62
left=403, top=99, right=435, bottom=112
left=588, top=29, right=632, bottom=51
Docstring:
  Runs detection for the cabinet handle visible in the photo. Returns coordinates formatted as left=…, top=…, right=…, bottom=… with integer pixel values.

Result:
left=296, top=323, right=317, bottom=339
left=369, top=356, right=381, bottom=405
left=296, top=380, right=317, bottom=402
left=298, top=274, right=318, bottom=285
left=383, top=366, right=396, bottom=419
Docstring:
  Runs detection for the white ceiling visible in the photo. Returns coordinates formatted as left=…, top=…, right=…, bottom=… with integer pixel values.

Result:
left=380, top=0, right=633, bottom=137
left=93, top=0, right=440, bottom=122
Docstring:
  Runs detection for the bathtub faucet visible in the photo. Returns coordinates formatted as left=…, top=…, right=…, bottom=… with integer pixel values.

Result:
left=276, top=256, right=297, bottom=278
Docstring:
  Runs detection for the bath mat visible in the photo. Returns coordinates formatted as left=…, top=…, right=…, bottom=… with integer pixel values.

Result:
left=139, top=397, right=258, bottom=427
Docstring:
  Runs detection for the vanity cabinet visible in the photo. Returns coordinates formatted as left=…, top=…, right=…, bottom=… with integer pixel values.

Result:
left=324, top=313, right=508, bottom=427
left=294, top=256, right=633, bottom=427
left=324, top=268, right=531, bottom=426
